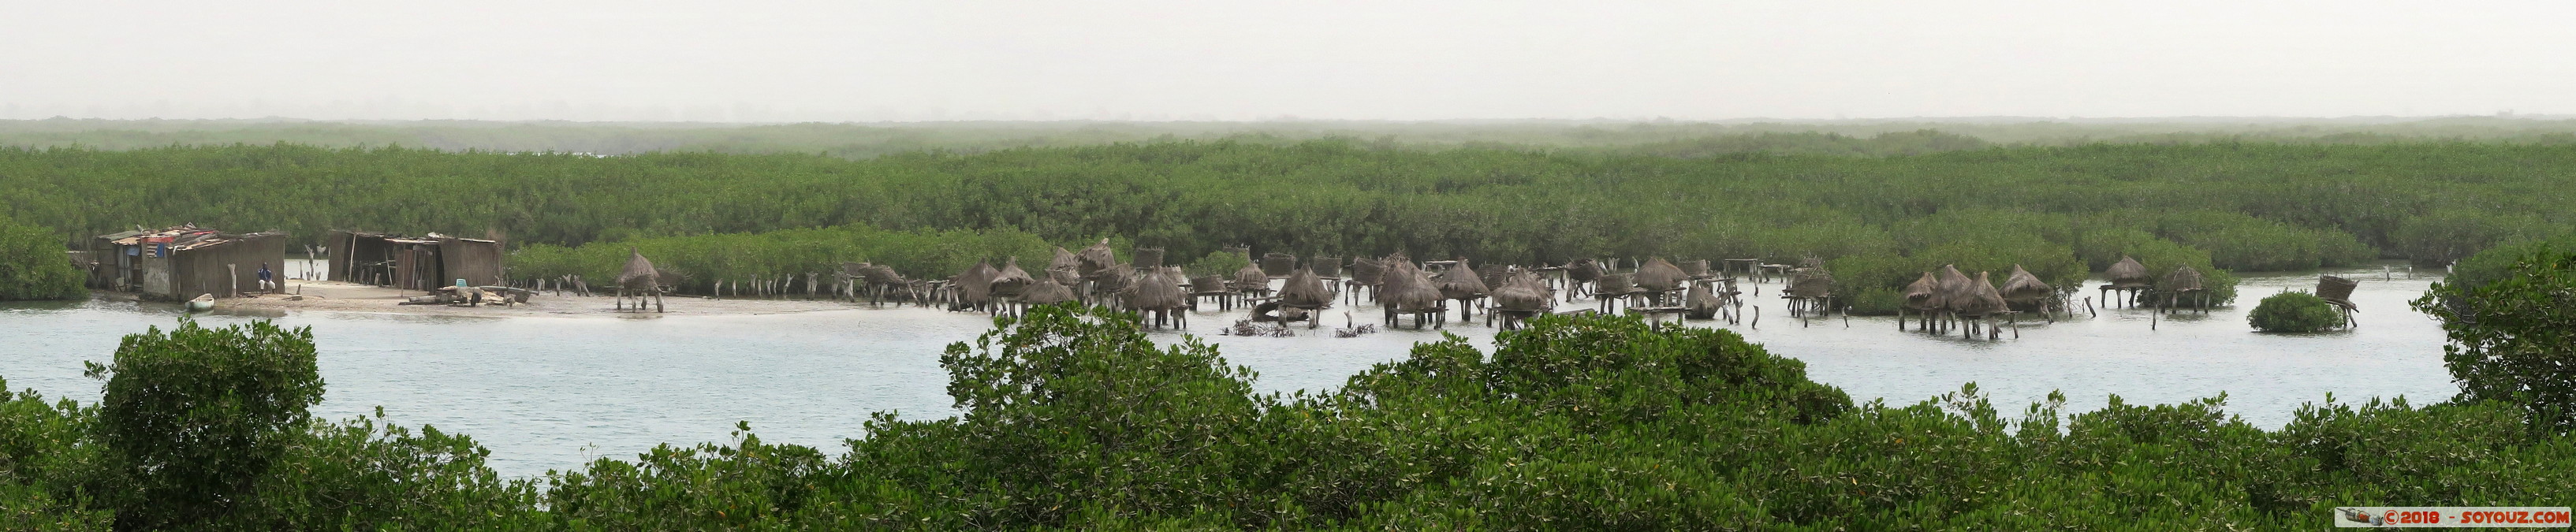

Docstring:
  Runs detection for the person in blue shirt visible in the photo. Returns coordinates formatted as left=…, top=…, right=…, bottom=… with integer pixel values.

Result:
left=258, top=263, right=276, bottom=292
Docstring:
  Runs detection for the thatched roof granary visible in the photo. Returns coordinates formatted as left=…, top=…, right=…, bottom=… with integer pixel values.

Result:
left=1077, top=239, right=1118, bottom=277
left=2160, top=266, right=2205, bottom=292
left=1231, top=262, right=1269, bottom=292
left=1281, top=267, right=1336, bottom=307
left=1903, top=271, right=1942, bottom=312
left=1565, top=259, right=1604, bottom=283
left=1124, top=266, right=1187, bottom=311
left=1681, top=259, right=1712, bottom=278
left=2107, top=256, right=2153, bottom=288
left=1311, top=256, right=1342, bottom=277
left=1947, top=270, right=2007, bottom=317
left=1935, top=265, right=1971, bottom=307
left=1594, top=273, right=1635, bottom=297
left=2317, top=275, right=2358, bottom=307
left=1788, top=266, right=1834, bottom=299
left=1686, top=281, right=1723, bottom=317
left=1436, top=259, right=1489, bottom=300
left=1492, top=271, right=1553, bottom=312
left=1383, top=262, right=1445, bottom=313
left=1051, top=247, right=1080, bottom=271
left=1189, top=275, right=1232, bottom=296
left=1261, top=252, right=1297, bottom=277
left=1021, top=278, right=1077, bottom=306
left=617, top=248, right=661, bottom=288
left=1349, top=258, right=1385, bottom=285
left=2000, top=265, right=2052, bottom=307
left=1132, top=247, right=1165, bottom=269
left=955, top=260, right=999, bottom=305
left=859, top=263, right=904, bottom=285
left=1636, top=258, right=1688, bottom=292
left=990, top=257, right=1035, bottom=298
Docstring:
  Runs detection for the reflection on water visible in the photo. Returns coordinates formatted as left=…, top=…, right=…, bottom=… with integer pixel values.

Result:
left=0, top=263, right=2454, bottom=478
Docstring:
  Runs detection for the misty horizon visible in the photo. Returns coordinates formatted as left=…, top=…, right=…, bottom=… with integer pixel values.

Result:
left=8, top=1, right=2572, bottom=122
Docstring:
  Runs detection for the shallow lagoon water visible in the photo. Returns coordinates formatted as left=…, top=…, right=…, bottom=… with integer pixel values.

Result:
left=0, top=263, right=2452, bottom=478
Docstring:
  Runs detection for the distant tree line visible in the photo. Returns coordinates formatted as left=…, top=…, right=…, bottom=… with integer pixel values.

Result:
left=4, top=140, right=2570, bottom=307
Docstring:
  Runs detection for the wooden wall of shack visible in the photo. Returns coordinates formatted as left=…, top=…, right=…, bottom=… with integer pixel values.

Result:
left=437, top=237, right=505, bottom=287
left=326, top=230, right=504, bottom=288
left=146, top=233, right=287, bottom=300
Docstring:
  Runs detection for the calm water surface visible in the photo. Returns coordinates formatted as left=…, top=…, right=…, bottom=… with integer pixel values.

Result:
left=0, top=263, right=2453, bottom=478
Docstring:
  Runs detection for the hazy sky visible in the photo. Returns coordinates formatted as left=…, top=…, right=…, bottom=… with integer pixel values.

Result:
left=5, top=1, right=2570, bottom=121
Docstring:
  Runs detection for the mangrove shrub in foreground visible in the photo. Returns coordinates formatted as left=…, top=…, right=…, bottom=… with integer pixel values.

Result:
left=4, top=307, right=2574, bottom=529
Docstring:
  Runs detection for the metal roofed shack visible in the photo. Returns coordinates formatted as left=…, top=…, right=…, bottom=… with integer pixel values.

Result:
left=87, top=225, right=289, bottom=300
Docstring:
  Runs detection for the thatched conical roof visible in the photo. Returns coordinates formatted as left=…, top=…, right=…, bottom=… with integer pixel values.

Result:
left=1124, top=266, right=1187, bottom=311
left=1132, top=247, right=1165, bottom=269
left=1281, top=267, right=1336, bottom=307
left=1948, top=271, right=2007, bottom=317
left=860, top=264, right=904, bottom=285
left=990, top=257, right=1036, bottom=298
left=1903, top=271, right=1942, bottom=311
left=1788, top=266, right=1834, bottom=298
left=1311, top=256, right=1342, bottom=277
left=1230, top=262, right=1269, bottom=292
left=2160, top=266, right=2205, bottom=292
left=1565, top=259, right=1604, bottom=282
left=1934, top=265, right=1972, bottom=308
left=617, top=247, right=660, bottom=288
left=841, top=262, right=870, bottom=279
left=1492, top=271, right=1553, bottom=311
left=955, top=260, right=999, bottom=304
left=1051, top=247, right=1080, bottom=271
left=1636, top=258, right=1687, bottom=292
left=1189, top=274, right=1231, bottom=296
left=1021, top=277, right=1076, bottom=305
left=1077, top=239, right=1118, bottom=277
left=1383, top=262, right=1445, bottom=313
left=2317, top=275, right=2357, bottom=304
left=1047, top=266, right=1081, bottom=287
left=2000, top=265, right=2052, bottom=304
left=1686, top=281, right=1723, bottom=315
left=2107, top=256, right=2152, bottom=288
left=1682, top=259, right=1712, bottom=278
left=1436, top=259, right=1489, bottom=300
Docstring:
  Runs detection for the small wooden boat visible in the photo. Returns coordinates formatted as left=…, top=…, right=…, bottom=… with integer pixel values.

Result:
left=185, top=293, right=214, bottom=312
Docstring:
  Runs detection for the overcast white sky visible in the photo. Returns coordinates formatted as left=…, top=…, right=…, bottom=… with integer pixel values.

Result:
left=3, top=1, right=2570, bottom=121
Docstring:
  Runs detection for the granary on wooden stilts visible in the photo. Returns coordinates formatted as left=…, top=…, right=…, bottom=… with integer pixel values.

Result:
left=1435, top=258, right=1489, bottom=322
left=1489, top=270, right=1554, bottom=330
left=1273, top=266, right=1336, bottom=328
left=2101, top=256, right=2153, bottom=308
left=2316, top=275, right=2359, bottom=327
left=1899, top=271, right=1943, bottom=332
left=1380, top=260, right=1446, bottom=329
left=2000, top=264, right=2056, bottom=320
left=2157, top=266, right=2209, bottom=314
left=1783, top=262, right=1836, bottom=318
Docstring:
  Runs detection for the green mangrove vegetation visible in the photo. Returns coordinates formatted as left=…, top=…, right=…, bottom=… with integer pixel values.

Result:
left=4, top=139, right=2571, bottom=309
left=2248, top=292, right=2347, bottom=333
left=4, top=296, right=2574, bottom=529
left=0, top=214, right=84, bottom=301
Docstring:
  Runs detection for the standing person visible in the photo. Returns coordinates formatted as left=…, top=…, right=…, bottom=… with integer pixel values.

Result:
left=257, top=263, right=276, bottom=292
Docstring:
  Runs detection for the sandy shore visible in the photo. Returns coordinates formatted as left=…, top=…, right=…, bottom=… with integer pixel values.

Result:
left=209, top=281, right=859, bottom=318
